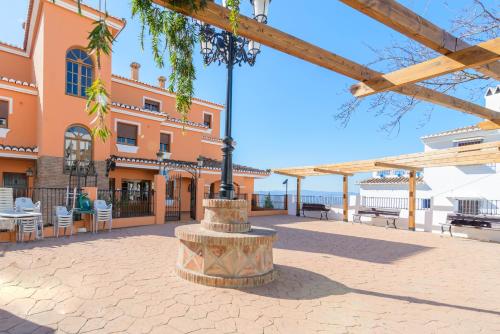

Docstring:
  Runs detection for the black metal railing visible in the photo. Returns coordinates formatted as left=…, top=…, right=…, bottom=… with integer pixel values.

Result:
left=204, top=193, right=248, bottom=200
left=361, top=196, right=431, bottom=210
left=301, top=195, right=343, bottom=206
left=98, top=189, right=155, bottom=218
left=251, top=194, right=287, bottom=211
left=9, top=187, right=70, bottom=226
left=456, top=199, right=500, bottom=216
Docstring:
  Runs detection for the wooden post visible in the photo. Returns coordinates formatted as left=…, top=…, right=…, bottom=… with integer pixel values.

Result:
left=343, top=176, right=349, bottom=222
left=296, top=177, right=301, bottom=217
left=408, top=170, right=416, bottom=231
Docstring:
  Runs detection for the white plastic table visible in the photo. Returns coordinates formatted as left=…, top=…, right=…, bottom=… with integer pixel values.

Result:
left=0, top=211, right=43, bottom=241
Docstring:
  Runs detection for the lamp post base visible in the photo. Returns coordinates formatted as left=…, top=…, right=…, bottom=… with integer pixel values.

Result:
left=175, top=199, right=278, bottom=288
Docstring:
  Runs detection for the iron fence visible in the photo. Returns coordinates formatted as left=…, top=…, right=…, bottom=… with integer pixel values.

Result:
left=301, top=195, right=343, bottom=206
left=9, top=187, right=70, bottom=226
left=361, top=196, right=431, bottom=210
left=251, top=194, right=287, bottom=211
left=456, top=199, right=500, bottom=216
left=98, top=189, right=155, bottom=218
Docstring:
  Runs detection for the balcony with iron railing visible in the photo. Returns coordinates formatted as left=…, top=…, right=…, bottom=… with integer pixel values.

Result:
left=455, top=199, right=500, bottom=216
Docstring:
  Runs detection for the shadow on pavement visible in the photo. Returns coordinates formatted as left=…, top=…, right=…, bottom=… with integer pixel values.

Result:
left=245, top=265, right=500, bottom=316
left=251, top=216, right=432, bottom=264
left=0, top=309, right=54, bottom=333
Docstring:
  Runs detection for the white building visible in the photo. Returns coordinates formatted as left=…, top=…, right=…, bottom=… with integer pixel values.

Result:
left=358, top=86, right=500, bottom=236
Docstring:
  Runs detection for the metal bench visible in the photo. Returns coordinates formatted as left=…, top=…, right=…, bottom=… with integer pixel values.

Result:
left=353, top=208, right=401, bottom=229
left=441, top=213, right=500, bottom=236
left=302, top=203, right=330, bottom=220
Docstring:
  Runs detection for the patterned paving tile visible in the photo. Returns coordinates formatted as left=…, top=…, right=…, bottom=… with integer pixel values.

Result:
left=0, top=216, right=499, bottom=333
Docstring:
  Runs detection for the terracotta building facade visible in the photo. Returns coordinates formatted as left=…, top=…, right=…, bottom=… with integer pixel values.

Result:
left=0, top=0, right=269, bottom=219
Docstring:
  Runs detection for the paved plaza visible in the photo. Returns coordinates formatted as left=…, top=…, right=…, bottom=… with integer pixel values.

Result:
left=0, top=216, right=499, bottom=333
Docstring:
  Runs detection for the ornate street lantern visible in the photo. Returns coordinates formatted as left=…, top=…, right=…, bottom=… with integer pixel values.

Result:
left=250, top=0, right=271, bottom=23
left=157, top=151, right=169, bottom=180
left=196, top=0, right=271, bottom=199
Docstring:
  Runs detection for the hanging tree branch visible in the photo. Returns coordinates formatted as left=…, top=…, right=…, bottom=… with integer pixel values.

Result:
left=56, top=0, right=242, bottom=141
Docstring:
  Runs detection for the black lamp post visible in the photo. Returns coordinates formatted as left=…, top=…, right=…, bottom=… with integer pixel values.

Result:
left=197, top=0, right=271, bottom=200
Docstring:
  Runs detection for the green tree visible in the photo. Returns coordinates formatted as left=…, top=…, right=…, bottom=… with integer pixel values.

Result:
left=264, top=193, right=274, bottom=209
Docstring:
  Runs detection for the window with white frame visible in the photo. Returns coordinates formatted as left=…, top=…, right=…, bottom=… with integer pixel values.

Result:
left=0, top=100, right=8, bottom=128
left=203, top=113, right=213, bottom=128
left=117, top=122, right=138, bottom=146
left=160, top=133, right=171, bottom=153
left=144, top=99, right=160, bottom=112
left=66, top=49, right=93, bottom=98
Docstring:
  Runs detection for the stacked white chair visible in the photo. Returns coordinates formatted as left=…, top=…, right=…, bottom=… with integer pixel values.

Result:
left=18, top=217, right=38, bottom=242
left=15, top=197, right=43, bottom=239
left=0, top=188, right=15, bottom=234
left=93, top=200, right=113, bottom=233
left=54, top=206, right=74, bottom=238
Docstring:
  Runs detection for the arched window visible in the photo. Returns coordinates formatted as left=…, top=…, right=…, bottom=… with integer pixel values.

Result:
left=64, top=125, right=92, bottom=171
left=66, top=49, right=93, bottom=97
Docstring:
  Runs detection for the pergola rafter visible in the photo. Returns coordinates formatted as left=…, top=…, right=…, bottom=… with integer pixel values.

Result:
left=274, top=141, right=500, bottom=177
left=152, top=0, right=500, bottom=123
left=351, top=38, right=500, bottom=98
left=339, top=0, right=500, bottom=80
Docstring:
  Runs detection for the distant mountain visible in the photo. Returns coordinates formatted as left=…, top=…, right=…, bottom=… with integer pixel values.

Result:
left=255, top=189, right=358, bottom=196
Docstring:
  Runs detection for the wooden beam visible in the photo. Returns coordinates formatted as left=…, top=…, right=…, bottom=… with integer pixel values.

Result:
left=374, top=162, right=423, bottom=171
left=273, top=171, right=305, bottom=179
left=343, top=175, right=349, bottom=222
left=477, top=120, right=500, bottom=130
left=351, top=38, right=500, bottom=97
left=153, top=0, right=499, bottom=122
left=296, top=177, right=301, bottom=217
left=340, top=0, right=500, bottom=80
left=313, top=168, right=354, bottom=176
left=408, top=170, right=416, bottom=231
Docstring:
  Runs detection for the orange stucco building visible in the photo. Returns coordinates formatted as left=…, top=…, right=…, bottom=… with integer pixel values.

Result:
left=0, top=0, right=269, bottom=219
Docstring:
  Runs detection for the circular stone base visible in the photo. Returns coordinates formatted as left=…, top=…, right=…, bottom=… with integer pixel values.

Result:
left=175, top=225, right=277, bottom=288
left=176, top=266, right=278, bottom=288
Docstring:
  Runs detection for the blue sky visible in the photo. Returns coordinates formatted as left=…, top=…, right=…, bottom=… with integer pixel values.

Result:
left=0, top=0, right=492, bottom=193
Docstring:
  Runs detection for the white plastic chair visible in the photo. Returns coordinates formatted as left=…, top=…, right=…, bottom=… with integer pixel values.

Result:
left=15, top=197, right=35, bottom=210
left=54, top=206, right=74, bottom=238
left=93, top=200, right=113, bottom=233
left=15, top=197, right=43, bottom=239
left=18, top=217, right=38, bottom=242
left=0, top=188, right=15, bottom=233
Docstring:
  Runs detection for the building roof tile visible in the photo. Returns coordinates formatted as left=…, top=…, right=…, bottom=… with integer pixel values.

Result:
left=113, top=155, right=270, bottom=175
left=420, top=125, right=482, bottom=140
left=112, top=101, right=209, bottom=128
left=112, top=74, right=224, bottom=109
left=0, top=76, right=37, bottom=88
left=0, top=144, right=38, bottom=153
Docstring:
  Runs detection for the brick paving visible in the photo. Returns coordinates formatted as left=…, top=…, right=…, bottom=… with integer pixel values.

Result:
left=0, top=215, right=499, bottom=333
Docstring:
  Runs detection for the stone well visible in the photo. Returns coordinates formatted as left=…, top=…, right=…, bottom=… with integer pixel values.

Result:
left=175, top=199, right=277, bottom=288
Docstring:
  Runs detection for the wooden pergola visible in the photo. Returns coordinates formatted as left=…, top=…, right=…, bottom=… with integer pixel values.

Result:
left=155, top=0, right=500, bottom=124
left=152, top=0, right=500, bottom=230
left=274, top=141, right=500, bottom=230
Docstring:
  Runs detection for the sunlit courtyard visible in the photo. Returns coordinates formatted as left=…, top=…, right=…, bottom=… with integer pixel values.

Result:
left=1, top=216, right=499, bottom=333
